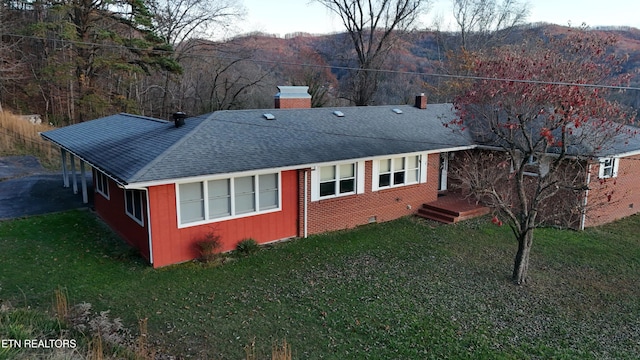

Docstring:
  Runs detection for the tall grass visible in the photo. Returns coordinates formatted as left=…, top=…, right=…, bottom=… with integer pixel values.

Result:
left=0, top=110, right=60, bottom=169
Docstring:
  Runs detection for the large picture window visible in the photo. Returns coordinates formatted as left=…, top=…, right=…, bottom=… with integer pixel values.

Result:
left=178, top=173, right=280, bottom=226
left=375, top=155, right=421, bottom=190
left=95, top=171, right=110, bottom=199
left=124, top=189, right=145, bottom=226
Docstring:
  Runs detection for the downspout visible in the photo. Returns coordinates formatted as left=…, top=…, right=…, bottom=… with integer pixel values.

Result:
left=304, top=169, right=308, bottom=238
left=580, top=164, right=592, bottom=231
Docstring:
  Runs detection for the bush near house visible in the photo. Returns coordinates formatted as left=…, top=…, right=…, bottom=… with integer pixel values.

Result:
left=1, top=210, right=639, bottom=358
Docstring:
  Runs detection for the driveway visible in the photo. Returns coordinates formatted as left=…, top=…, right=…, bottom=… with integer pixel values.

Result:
left=0, top=156, right=93, bottom=220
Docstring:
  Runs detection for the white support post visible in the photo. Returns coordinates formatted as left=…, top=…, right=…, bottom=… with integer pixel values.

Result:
left=70, top=155, right=78, bottom=194
left=80, top=161, right=88, bottom=204
left=61, top=148, right=69, bottom=188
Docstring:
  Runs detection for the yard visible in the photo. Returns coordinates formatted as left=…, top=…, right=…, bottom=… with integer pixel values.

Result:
left=1, top=210, right=639, bottom=359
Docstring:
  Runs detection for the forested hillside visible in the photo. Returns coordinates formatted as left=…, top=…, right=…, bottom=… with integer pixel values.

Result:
left=1, top=0, right=638, bottom=125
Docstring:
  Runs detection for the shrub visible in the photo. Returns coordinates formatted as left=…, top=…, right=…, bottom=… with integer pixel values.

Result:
left=196, top=232, right=222, bottom=263
left=236, top=238, right=259, bottom=256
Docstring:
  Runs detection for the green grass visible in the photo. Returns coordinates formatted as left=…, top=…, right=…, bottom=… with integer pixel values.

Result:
left=1, top=210, right=639, bottom=359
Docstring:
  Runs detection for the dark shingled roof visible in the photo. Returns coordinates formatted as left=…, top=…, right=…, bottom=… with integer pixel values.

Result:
left=42, top=104, right=473, bottom=184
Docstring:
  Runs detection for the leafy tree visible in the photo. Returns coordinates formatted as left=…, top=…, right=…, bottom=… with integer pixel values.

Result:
left=316, top=0, right=426, bottom=105
left=449, top=28, right=636, bottom=284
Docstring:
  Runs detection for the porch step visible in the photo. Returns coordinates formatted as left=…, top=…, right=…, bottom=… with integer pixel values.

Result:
left=416, top=197, right=490, bottom=224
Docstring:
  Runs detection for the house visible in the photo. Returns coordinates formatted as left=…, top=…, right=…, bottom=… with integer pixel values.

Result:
left=41, top=86, right=640, bottom=267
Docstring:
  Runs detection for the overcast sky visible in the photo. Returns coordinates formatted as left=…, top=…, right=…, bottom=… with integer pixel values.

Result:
left=238, top=0, right=640, bottom=37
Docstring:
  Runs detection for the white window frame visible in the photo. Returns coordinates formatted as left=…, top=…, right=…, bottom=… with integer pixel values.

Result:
left=598, top=157, right=619, bottom=179
left=176, top=172, right=282, bottom=227
left=372, top=154, right=427, bottom=191
left=124, top=189, right=144, bottom=226
left=95, top=171, right=110, bottom=199
left=311, top=161, right=365, bottom=201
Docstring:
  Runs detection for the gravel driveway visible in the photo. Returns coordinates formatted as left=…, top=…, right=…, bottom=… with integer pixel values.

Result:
left=0, top=156, right=93, bottom=220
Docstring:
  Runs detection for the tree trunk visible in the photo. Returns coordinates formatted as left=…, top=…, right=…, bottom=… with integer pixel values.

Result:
left=512, top=230, right=533, bottom=285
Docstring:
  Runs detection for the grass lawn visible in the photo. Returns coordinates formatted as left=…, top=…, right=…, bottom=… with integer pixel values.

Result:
left=1, top=210, right=639, bottom=359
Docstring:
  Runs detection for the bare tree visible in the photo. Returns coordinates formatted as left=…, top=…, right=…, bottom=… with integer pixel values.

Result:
left=451, top=0, right=529, bottom=50
left=0, top=2, right=25, bottom=112
left=449, top=29, right=636, bottom=285
left=316, top=0, right=427, bottom=105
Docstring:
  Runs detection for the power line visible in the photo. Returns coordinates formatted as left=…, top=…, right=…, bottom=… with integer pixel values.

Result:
left=4, top=33, right=640, bottom=92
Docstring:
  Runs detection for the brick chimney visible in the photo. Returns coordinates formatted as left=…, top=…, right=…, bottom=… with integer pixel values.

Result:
left=415, top=93, right=427, bottom=109
left=274, top=86, right=312, bottom=109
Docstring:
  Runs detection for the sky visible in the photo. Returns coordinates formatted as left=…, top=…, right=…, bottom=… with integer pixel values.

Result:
left=238, top=0, right=640, bottom=38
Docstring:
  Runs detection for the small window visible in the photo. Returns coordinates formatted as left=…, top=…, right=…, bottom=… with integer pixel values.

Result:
left=599, top=158, right=619, bottom=179
left=259, top=173, right=279, bottom=210
left=208, top=179, right=231, bottom=219
left=179, top=182, right=204, bottom=223
left=318, top=163, right=357, bottom=199
left=124, top=189, right=144, bottom=225
left=95, top=171, right=110, bottom=199
left=234, top=176, right=256, bottom=214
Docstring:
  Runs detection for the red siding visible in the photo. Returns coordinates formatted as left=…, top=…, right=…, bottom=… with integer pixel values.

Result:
left=147, top=170, right=299, bottom=267
left=301, top=154, right=440, bottom=235
left=585, top=155, right=640, bottom=227
left=93, top=172, right=150, bottom=260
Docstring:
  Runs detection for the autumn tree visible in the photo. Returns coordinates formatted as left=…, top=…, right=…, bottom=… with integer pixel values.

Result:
left=316, top=0, right=427, bottom=105
left=449, top=29, right=636, bottom=285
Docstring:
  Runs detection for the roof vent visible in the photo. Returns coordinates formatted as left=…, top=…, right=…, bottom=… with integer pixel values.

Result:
left=392, top=108, right=403, bottom=114
left=263, top=113, right=276, bottom=120
left=333, top=110, right=345, bottom=117
left=173, top=112, right=187, bottom=128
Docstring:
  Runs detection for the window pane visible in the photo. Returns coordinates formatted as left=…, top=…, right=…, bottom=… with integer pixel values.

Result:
left=259, top=174, right=278, bottom=210
left=380, top=159, right=391, bottom=173
left=408, top=155, right=419, bottom=169
left=234, top=176, right=255, bottom=214
left=339, top=179, right=355, bottom=193
left=393, top=157, right=405, bottom=171
left=320, top=181, right=336, bottom=197
left=393, top=171, right=405, bottom=185
left=379, top=173, right=391, bottom=187
left=407, top=169, right=419, bottom=183
left=133, top=192, right=143, bottom=220
left=339, top=163, right=354, bottom=178
left=125, top=190, right=134, bottom=214
left=208, top=179, right=230, bottom=197
left=179, top=183, right=204, bottom=223
left=320, top=166, right=336, bottom=181
left=210, top=198, right=231, bottom=218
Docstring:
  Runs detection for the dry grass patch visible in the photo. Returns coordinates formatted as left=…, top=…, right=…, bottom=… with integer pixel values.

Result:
left=0, top=110, right=59, bottom=168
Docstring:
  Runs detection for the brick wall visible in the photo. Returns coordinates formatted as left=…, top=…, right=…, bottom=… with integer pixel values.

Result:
left=585, top=155, right=640, bottom=227
left=299, top=154, right=440, bottom=235
left=274, top=98, right=311, bottom=109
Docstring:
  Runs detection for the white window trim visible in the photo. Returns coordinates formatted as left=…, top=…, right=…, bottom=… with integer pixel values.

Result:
left=124, top=189, right=145, bottom=226
left=598, top=157, right=619, bottom=179
left=95, top=171, right=110, bottom=199
left=176, top=172, right=282, bottom=228
left=372, top=154, right=427, bottom=191
left=311, top=161, right=365, bottom=201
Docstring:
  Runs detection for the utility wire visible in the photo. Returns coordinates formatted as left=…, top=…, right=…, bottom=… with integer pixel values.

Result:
left=4, top=33, right=640, bottom=92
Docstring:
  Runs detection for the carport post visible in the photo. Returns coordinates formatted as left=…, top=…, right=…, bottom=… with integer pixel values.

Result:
left=70, top=155, right=78, bottom=194
left=61, top=148, right=69, bottom=188
left=80, top=162, right=88, bottom=204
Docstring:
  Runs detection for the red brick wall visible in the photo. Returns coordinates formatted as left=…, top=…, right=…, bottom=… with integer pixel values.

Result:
left=300, top=154, right=440, bottom=235
left=147, top=170, right=299, bottom=267
left=274, top=98, right=311, bottom=109
left=585, top=155, right=640, bottom=227
left=93, top=172, right=150, bottom=260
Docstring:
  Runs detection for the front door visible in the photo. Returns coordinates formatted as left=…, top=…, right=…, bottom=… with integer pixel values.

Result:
left=438, top=152, right=448, bottom=192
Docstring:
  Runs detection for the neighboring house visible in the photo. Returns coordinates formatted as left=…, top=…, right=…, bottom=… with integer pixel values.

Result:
left=41, top=86, right=640, bottom=267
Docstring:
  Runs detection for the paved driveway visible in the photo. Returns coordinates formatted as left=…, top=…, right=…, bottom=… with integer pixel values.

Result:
left=0, top=156, right=93, bottom=220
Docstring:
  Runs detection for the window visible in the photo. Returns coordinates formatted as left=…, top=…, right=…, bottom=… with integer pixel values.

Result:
left=95, top=171, right=110, bottom=199
left=599, top=158, right=619, bottom=179
left=376, top=155, right=421, bottom=190
left=317, top=163, right=358, bottom=199
left=124, top=189, right=144, bottom=225
left=178, top=173, right=280, bottom=226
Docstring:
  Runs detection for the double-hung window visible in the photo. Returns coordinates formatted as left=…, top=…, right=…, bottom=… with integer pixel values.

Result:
left=312, top=162, right=362, bottom=200
left=95, top=171, right=110, bottom=199
left=178, top=173, right=280, bottom=226
left=375, top=155, right=421, bottom=190
left=124, top=189, right=145, bottom=225
left=599, top=158, right=619, bottom=179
